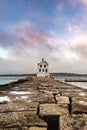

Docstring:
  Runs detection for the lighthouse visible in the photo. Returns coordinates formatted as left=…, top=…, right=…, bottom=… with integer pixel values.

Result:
left=37, top=59, right=50, bottom=77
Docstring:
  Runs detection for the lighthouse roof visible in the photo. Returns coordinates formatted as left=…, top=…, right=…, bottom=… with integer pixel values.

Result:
left=38, top=58, right=48, bottom=65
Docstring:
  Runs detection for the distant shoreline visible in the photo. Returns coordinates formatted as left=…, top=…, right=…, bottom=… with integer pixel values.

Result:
left=0, top=73, right=87, bottom=77
left=51, top=73, right=87, bottom=77
left=0, top=74, right=36, bottom=76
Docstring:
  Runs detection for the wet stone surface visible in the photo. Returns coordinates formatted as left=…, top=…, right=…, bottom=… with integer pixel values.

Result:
left=0, top=77, right=87, bottom=129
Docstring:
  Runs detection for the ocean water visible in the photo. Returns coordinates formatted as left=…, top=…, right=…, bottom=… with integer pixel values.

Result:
left=0, top=76, right=26, bottom=85
left=53, top=75, right=87, bottom=89
left=0, top=75, right=87, bottom=89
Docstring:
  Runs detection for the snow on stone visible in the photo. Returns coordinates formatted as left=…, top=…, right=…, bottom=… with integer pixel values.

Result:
left=0, top=96, right=10, bottom=103
left=18, top=108, right=25, bottom=111
left=10, top=91, right=31, bottom=95
left=21, top=96, right=29, bottom=99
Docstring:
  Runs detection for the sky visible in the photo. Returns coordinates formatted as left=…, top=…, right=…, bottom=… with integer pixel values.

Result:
left=0, top=0, right=87, bottom=74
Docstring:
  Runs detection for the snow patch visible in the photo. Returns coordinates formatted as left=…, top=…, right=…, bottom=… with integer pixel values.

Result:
left=10, top=91, right=31, bottom=95
left=0, top=96, right=10, bottom=103
left=21, top=96, right=29, bottom=99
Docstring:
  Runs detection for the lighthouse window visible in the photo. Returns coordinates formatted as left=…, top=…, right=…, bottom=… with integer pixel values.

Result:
left=40, top=65, right=42, bottom=67
left=43, top=69, right=44, bottom=72
left=39, top=69, right=41, bottom=72
left=46, top=69, right=47, bottom=72
left=44, top=65, right=46, bottom=67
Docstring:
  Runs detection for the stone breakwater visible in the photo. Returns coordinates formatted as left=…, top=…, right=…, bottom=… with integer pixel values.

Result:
left=0, top=77, right=87, bottom=130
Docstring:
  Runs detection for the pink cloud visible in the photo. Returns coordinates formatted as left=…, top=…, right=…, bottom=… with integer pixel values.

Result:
left=0, top=21, right=64, bottom=60
left=69, top=0, right=87, bottom=6
left=67, top=24, right=87, bottom=57
left=72, top=39, right=87, bottom=57
left=80, top=0, right=87, bottom=6
left=15, top=22, right=57, bottom=50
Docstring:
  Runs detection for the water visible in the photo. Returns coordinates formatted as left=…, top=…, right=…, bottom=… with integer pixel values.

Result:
left=0, top=75, right=87, bottom=89
left=53, top=75, right=87, bottom=89
left=0, top=76, right=26, bottom=85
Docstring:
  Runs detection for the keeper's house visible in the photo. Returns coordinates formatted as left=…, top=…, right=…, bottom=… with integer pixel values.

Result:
left=37, top=59, right=50, bottom=77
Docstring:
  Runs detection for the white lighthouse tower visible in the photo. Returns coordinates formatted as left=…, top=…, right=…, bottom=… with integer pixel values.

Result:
left=37, top=58, right=50, bottom=77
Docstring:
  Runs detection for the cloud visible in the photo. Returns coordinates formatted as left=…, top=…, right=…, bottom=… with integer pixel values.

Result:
left=15, top=21, right=62, bottom=51
left=1, top=20, right=87, bottom=74
left=80, top=0, right=87, bottom=6
left=16, top=23, right=48, bottom=47
left=0, top=21, right=51, bottom=56
left=1, top=1, right=87, bottom=74
left=67, top=23, right=87, bottom=58
left=0, top=21, right=63, bottom=73
left=67, top=24, right=81, bottom=34
left=15, top=22, right=68, bottom=63
left=72, top=37, right=87, bottom=58
left=69, top=0, right=87, bottom=6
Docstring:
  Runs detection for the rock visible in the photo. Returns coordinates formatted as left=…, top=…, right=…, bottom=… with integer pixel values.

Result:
left=39, top=90, right=59, bottom=96
left=60, top=89, right=86, bottom=97
left=83, top=114, right=87, bottom=125
left=60, top=114, right=87, bottom=130
left=72, top=97, right=87, bottom=113
left=56, top=94, right=61, bottom=97
left=0, top=128, right=20, bottom=130
left=0, top=101, right=38, bottom=114
left=39, top=103, right=69, bottom=117
left=22, top=127, right=30, bottom=130
left=60, top=114, right=73, bottom=130
left=56, top=96, right=69, bottom=104
left=28, top=92, right=55, bottom=103
left=0, top=127, right=29, bottom=130
left=0, top=77, right=87, bottom=129
left=29, top=127, right=47, bottom=130
left=0, top=112, right=47, bottom=128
